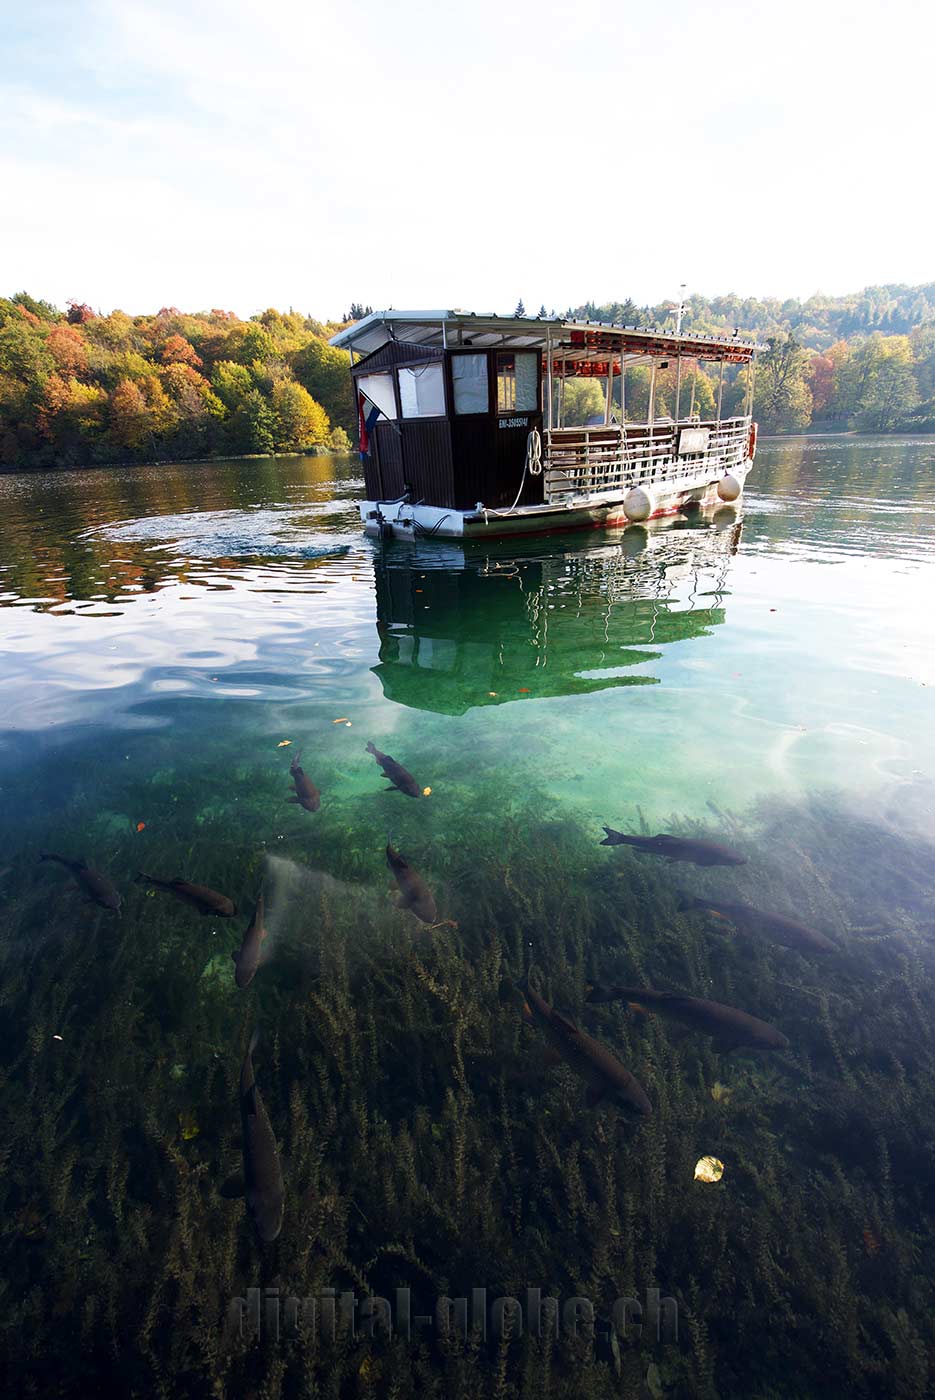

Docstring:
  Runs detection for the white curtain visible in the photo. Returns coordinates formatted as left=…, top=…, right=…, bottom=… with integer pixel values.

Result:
left=451, top=354, right=488, bottom=414
left=357, top=373, right=397, bottom=420
left=398, top=364, right=446, bottom=418
left=514, top=352, right=538, bottom=411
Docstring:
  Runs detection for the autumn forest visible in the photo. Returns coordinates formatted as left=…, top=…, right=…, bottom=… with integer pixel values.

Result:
left=0, top=297, right=356, bottom=470
left=3, top=283, right=935, bottom=471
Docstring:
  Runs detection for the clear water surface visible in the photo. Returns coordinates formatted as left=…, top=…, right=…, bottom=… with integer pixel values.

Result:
left=2, top=438, right=934, bottom=1397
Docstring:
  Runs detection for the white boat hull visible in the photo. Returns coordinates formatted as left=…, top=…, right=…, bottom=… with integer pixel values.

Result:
left=361, top=461, right=751, bottom=541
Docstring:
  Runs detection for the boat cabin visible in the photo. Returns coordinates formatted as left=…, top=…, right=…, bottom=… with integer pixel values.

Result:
left=329, top=310, right=766, bottom=539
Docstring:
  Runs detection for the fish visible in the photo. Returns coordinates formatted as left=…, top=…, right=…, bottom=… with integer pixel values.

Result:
left=523, top=983, right=651, bottom=1115
left=366, top=740, right=422, bottom=798
left=678, top=895, right=837, bottom=953
left=134, top=873, right=236, bottom=917
left=232, top=894, right=268, bottom=988
left=586, top=984, right=789, bottom=1053
left=386, top=843, right=438, bottom=924
left=288, top=753, right=320, bottom=812
left=39, top=853, right=121, bottom=912
left=238, top=1031, right=284, bottom=1242
left=600, top=828, right=746, bottom=867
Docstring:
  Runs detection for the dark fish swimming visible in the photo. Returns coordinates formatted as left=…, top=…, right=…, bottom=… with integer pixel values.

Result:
left=679, top=895, right=836, bottom=953
left=600, top=828, right=746, bottom=867
left=232, top=894, right=268, bottom=988
left=134, top=873, right=236, bottom=917
left=366, top=741, right=422, bottom=798
left=386, top=843, right=438, bottom=924
left=39, top=853, right=121, bottom=912
left=523, top=983, right=651, bottom=1115
left=288, top=753, right=320, bottom=812
left=238, top=1031, right=284, bottom=1242
left=586, top=984, right=789, bottom=1053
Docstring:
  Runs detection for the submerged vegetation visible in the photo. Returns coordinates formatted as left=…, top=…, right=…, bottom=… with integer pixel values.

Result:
left=2, top=741, right=935, bottom=1397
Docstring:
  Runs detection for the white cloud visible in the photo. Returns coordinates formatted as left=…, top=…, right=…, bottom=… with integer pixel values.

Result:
left=2, top=0, right=933, bottom=316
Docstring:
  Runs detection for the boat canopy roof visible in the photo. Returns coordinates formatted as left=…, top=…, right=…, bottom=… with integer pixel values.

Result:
left=329, top=309, right=768, bottom=366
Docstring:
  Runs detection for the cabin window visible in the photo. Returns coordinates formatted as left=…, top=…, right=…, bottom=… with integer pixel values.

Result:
left=357, top=373, right=397, bottom=420
left=398, top=364, right=446, bottom=418
left=451, top=354, right=489, bottom=414
left=496, top=352, right=538, bottom=413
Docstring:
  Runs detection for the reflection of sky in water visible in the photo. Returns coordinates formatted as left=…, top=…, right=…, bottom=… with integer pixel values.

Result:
left=0, top=442, right=934, bottom=831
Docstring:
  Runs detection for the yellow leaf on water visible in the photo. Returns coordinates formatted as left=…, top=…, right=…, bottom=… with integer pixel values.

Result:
left=179, top=1110, right=200, bottom=1141
left=277, top=740, right=292, bottom=748
left=694, top=1155, right=724, bottom=1183
left=423, top=787, right=432, bottom=796
left=332, top=717, right=350, bottom=724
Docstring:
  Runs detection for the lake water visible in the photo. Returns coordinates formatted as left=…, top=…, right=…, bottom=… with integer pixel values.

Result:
left=2, top=438, right=934, bottom=1396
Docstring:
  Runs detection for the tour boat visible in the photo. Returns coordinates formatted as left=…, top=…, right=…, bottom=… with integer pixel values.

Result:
left=330, top=310, right=765, bottom=541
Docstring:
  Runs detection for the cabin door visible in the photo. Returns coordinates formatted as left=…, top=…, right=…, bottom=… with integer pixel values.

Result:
left=490, top=350, right=544, bottom=508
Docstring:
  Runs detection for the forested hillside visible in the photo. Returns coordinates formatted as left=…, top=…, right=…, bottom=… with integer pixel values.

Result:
left=0, top=296, right=355, bottom=468
left=568, top=285, right=935, bottom=432
left=4, top=283, right=935, bottom=469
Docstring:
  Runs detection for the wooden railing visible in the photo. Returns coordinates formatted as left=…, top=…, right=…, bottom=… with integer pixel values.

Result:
left=543, top=416, right=751, bottom=500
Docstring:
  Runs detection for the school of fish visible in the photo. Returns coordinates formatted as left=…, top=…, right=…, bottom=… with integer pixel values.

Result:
left=35, top=740, right=843, bottom=1243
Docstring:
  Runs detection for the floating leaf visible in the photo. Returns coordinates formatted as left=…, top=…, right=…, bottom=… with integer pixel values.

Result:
left=179, top=1109, right=200, bottom=1141
left=277, top=740, right=292, bottom=748
left=518, top=688, right=530, bottom=693
left=710, top=1081, right=731, bottom=1104
left=694, top=1155, right=724, bottom=1183
left=136, top=822, right=146, bottom=832
left=422, top=787, right=432, bottom=797
left=333, top=717, right=350, bottom=724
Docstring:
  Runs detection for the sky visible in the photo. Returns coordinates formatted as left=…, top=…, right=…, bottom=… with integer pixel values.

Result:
left=1, top=0, right=933, bottom=320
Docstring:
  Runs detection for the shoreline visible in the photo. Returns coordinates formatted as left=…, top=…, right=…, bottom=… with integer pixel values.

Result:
left=0, top=447, right=357, bottom=476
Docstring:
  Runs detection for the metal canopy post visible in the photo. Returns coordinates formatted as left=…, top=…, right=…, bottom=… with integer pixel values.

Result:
left=746, top=352, right=758, bottom=418
left=545, top=324, right=553, bottom=436
left=716, top=359, right=725, bottom=424
left=648, top=360, right=656, bottom=428
left=604, top=353, right=613, bottom=426
left=675, top=353, right=682, bottom=424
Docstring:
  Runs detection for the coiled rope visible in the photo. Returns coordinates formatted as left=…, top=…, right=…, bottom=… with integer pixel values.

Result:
left=506, top=429, right=542, bottom=513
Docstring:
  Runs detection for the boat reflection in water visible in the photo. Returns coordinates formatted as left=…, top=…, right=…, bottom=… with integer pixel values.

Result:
left=372, top=506, right=743, bottom=715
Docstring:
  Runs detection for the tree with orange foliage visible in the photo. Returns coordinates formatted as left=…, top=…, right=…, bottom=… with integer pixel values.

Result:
left=48, top=324, right=89, bottom=379
left=66, top=300, right=95, bottom=325
left=109, top=378, right=149, bottom=451
left=160, top=361, right=209, bottom=398
left=38, top=373, right=107, bottom=459
left=807, top=353, right=835, bottom=418
left=160, top=334, right=203, bottom=369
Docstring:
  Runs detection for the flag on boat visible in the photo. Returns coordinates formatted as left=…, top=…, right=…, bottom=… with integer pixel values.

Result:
left=358, top=393, right=381, bottom=459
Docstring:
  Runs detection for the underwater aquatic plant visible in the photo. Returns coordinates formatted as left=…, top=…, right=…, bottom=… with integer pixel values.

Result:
left=3, top=746, right=935, bottom=1398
